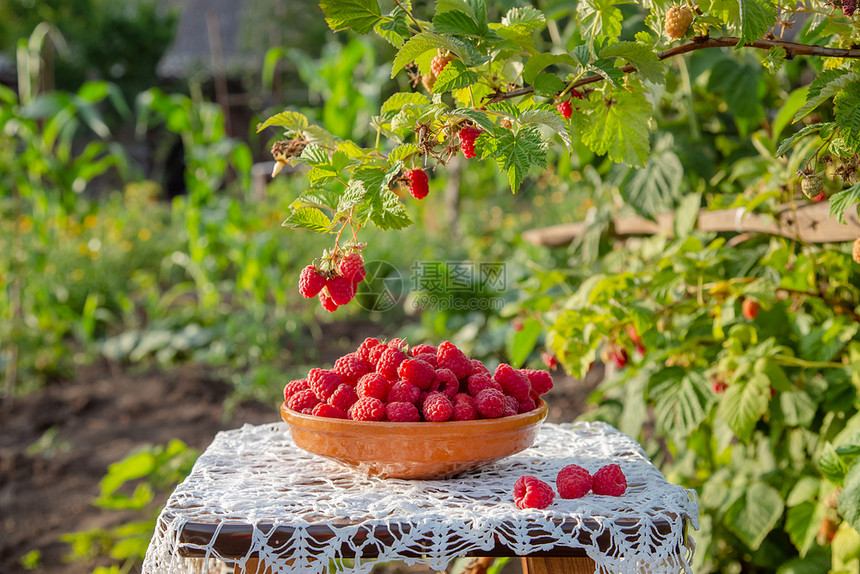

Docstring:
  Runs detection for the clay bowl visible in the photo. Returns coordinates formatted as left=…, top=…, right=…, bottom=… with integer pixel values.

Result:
left=280, top=399, right=547, bottom=480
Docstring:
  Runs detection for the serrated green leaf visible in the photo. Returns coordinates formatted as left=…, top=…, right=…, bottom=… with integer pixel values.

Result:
left=794, top=70, right=856, bottom=122
left=650, top=368, right=712, bottom=442
left=434, top=9, right=482, bottom=36
left=283, top=207, right=332, bottom=232
left=290, top=189, right=341, bottom=211
left=449, top=108, right=495, bottom=131
left=375, top=5, right=410, bottom=47
left=840, top=460, right=860, bottom=531
left=717, top=373, right=770, bottom=441
left=299, top=144, right=331, bottom=166
left=724, top=482, right=784, bottom=550
left=621, top=134, right=683, bottom=217
left=829, top=183, right=860, bottom=225
left=533, top=72, right=566, bottom=97
left=786, top=476, right=820, bottom=507
left=319, top=0, right=382, bottom=34
left=495, top=6, right=545, bottom=41
left=381, top=92, right=430, bottom=115
left=776, top=123, right=827, bottom=157
left=370, top=188, right=413, bottom=230
left=303, top=124, right=336, bottom=148
left=436, top=0, right=478, bottom=21
left=522, top=53, right=578, bottom=85
left=432, top=60, right=479, bottom=93
left=785, top=501, right=826, bottom=557
left=835, top=81, right=860, bottom=153
left=391, top=32, right=476, bottom=77
left=492, top=125, right=547, bottom=193
left=389, top=143, right=419, bottom=163
left=473, top=130, right=497, bottom=158
left=820, top=442, right=849, bottom=484
left=578, top=0, right=625, bottom=42
left=572, top=88, right=652, bottom=166
left=338, top=181, right=367, bottom=212
left=709, top=0, right=776, bottom=45
left=598, top=41, right=664, bottom=84
left=518, top=108, right=571, bottom=150
left=588, top=58, right=625, bottom=88
left=780, top=390, right=817, bottom=427
left=256, top=110, right=308, bottom=133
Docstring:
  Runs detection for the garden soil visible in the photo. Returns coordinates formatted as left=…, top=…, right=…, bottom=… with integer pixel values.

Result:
left=0, top=325, right=596, bottom=574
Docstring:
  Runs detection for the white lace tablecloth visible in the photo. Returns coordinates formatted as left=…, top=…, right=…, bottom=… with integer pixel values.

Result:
left=143, top=421, right=698, bottom=574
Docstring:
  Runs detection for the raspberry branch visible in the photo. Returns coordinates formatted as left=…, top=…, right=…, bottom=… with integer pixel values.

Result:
left=484, top=36, right=860, bottom=105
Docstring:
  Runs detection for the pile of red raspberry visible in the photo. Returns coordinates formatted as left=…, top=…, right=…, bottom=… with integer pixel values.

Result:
left=283, top=338, right=554, bottom=422
left=299, top=252, right=366, bottom=312
left=513, top=463, right=628, bottom=509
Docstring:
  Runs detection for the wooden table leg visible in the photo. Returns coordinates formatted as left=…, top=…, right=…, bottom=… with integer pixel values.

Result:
left=522, top=556, right=596, bottom=574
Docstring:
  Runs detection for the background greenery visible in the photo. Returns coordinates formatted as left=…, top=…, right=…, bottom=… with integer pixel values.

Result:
left=2, top=0, right=860, bottom=573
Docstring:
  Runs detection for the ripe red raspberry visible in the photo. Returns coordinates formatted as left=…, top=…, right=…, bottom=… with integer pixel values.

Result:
left=556, top=99, right=572, bottom=120
left=398, top=359, right=436, bottom=390
left=467, top=373, right=502, bottom=397
left=333, top=353, right=372, bottom=385
left=471, top=359, right=490, bottom=376
left=388, top=380, right=421, bottom=403
left=386, top=401, right=421, bottom=422
left=742, top=298, right=760, bottom=320
left=521, top=369, right=553, bottom=397
left=308, top=368, right=343, bottom=401
left=422, top=392, right=454, bottom=422
left=664, top=4, right=694, bottom=39
left=326, top=275, right=355, bottom=306
left=494, top=364, right=531, bottom=401
left=610, top=349, right=628, bottom=369
left=503, top=395, right=519, bottom=417
left=812, top=191, right=827, bottom=202
left=283, top=379, right=309, bottom=401
left=437, top=341, right=473, bottom=379
left=299, top=265, right=327, bottom=298
left=357, top=372, right=390, bottom=401
left=319, top=290, right=339, bottom=312
left=411, top=344, right=437, bottom=356
left=844, top=0, right=857, bottom=16
left=349, top=396, right=386, bottom=421
left=475, top=388, right=506, bottom=419
left=571, top=88, right=584, bottom=100
left=287, top=388, right=320, bottom=412
left=541, top=352, right=557, bottom=369
left=591, top=464, right=627, bottom=496
left=513, top=475, right=555, bottom=509
left=312, top=403, right=347, bottom=419
left=556, top=464, right=592, bottom=499
left=376, top=347, right=408, bottom=381
left=338, top=252, right=365, bottom=282
left=388, top=338, right=408, bottom=350
left=430, top=50, right=454, bottom=76
left=368, top=343, right=388, bottom=365
left=434, top=368, right=460, bottom=397
left=458, top=126, right=482, bottom=159
left=518, top=396, right=537, bottom=413
left=357, top=337, right=381, bottom=363
left=414, top=352, right=438, bottom=368
left=452, top=393, right=478, bottom=421
left=406, top=168, right=429, bottom=200
left=329, top=383, right=359, bottom=412
left=712, top=379, right=727, bottom=394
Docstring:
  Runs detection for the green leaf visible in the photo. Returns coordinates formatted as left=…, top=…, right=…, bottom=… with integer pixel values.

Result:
left=338, top=181, right=367, bottom=212
left=533, top=73, right=566, bottom=97
left=650, top=369, right=712, bottom=442
left=785, top=501, right=826, bottom=557
left=518, top=108, right=571, bottom=150
left=370, top=188, right=413, bottom=230
left=776, top=123, right=828, bottom=157
left=577, top=0, right=625, bottom=42
left=99, top=452, right=156, bottom=499
left=773, top=86, right=810, bottom=142
left=507, top=318, right=542, bottom=368
left=794, top=70, right=857, bottom=123
left=588, top=58, right=625, bottom=88
left=724, top=482, right=784, bottom=550
left=492, top=125, right=547, bottom=193
left=255, top=110, right=308, bottom=133
left=820, top=442, right=849, bottom=484
left=572, top=88, right=652, bottom=166
left=375, top=6, right=410, bottom=47
left=495, top=6, right=546, bottom=41
left=434, top=9, right=482, bottom=36
left=827, top=183, right=860, bottom=224
left=522, top=53, right=577, bottom=85
left=319, top=0, right=382, bottom=34
left=717, top=373, right=770, bottom=441
left=391, top=32, right=476, bottom=77
left=283, top=207, right=333, bottom=232
left=840, top=460, right=860, bottom=531
left=432, top=59, right=479, bottom=93
left=709, top=0, right=776, bottom=45
left=620, top=134, right=683, bottom=217
left=835, top=81, right=860, bottom=153
left=449, top=108, right=495, bottom=132
left=389, top=143, right=419, bottom=163
left=786, top=476, right=820, bottom=507
left=598, top=41, right=664, bottom=84
left=381, top=92, right=430, bottom=115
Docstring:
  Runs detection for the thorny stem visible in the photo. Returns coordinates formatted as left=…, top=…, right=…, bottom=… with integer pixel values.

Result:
left=484, top=36, right=860, bottom=105
left=393, top=0, right=424, bottom=33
